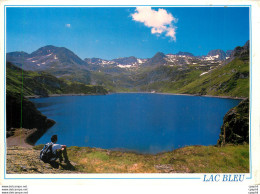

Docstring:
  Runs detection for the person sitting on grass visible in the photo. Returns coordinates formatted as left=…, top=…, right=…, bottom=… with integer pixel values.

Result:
left=40, top=134, right=70, bottom=164
left=50, top=135, right=70, bottom=164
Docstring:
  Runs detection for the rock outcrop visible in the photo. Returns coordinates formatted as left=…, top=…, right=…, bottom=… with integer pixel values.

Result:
left=6, top=92, right=55, bottom=144
left=231, top=40, right=249, bottom=61
left=218, top=98, right=249, bottom=145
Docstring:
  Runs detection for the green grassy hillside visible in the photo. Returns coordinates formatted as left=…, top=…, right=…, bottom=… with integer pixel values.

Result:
left=176, top=58, right=249, bottom=97
left=6, top=62, right=108, bottom=96
left=137, top=65, right=204, bottom=92
left=137, top=57, right=249, bottom=98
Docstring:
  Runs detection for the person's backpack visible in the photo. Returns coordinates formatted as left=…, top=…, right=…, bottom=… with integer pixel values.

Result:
left=40, top=142, right=54, bottom=163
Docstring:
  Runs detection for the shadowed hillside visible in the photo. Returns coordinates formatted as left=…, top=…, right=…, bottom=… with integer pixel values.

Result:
left=7, top=62, right=108, bottom=96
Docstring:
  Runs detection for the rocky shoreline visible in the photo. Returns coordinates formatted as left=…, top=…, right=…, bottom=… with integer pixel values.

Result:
left=146, top=92, right=246, bottom=100
left=26, top=91, right=246, bottom=100
left=25, top=93, right=107, bottom=99
left=218, top=98, right=249, bottom=145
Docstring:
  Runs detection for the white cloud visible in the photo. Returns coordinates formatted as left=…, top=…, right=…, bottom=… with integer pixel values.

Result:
left=131, top=7, right=177, bottom=41
left=65, top=24, right=71, bottom=28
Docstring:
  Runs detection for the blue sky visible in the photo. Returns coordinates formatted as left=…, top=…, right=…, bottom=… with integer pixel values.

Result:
left=6, top=7, right=249, bottom=60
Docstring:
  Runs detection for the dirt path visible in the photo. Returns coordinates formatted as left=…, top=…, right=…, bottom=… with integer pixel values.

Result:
left=7, top=128, right=35, bottom=148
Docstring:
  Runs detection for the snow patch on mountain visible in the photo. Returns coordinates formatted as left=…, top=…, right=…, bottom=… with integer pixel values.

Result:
left=117, top=64, right=133, bottom=68
left=200, top=72, right=208, bottom=76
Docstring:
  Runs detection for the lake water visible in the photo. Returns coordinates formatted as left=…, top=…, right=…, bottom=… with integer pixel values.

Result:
left=31, top=93, right=240, bottom=154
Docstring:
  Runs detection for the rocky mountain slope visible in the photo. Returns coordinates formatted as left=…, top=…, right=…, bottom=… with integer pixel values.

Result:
left=7, top=45, right=91, bottom=84
left=7, top=45, right=86, bottom=71
left=206, top=49, right=228, bottom=60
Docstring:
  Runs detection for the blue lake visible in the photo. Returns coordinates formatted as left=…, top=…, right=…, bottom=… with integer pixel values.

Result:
left=31, top=93, right=240, bottom=154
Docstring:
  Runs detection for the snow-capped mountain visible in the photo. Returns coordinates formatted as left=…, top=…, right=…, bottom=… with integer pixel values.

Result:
left=203, top=49, right=227, bottom=61
left=7, top=43, right=246, bottom=74
left=84, top=56, right=147, bottom=70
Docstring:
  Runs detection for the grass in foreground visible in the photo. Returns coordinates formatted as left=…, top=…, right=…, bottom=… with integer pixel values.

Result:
left=33, top=144, right=249, bottom=173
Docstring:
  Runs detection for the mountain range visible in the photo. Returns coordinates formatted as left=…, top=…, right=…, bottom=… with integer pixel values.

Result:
left=6, top=41, right=249, bottom=97
left=7, top=45, right=233, bottom=72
